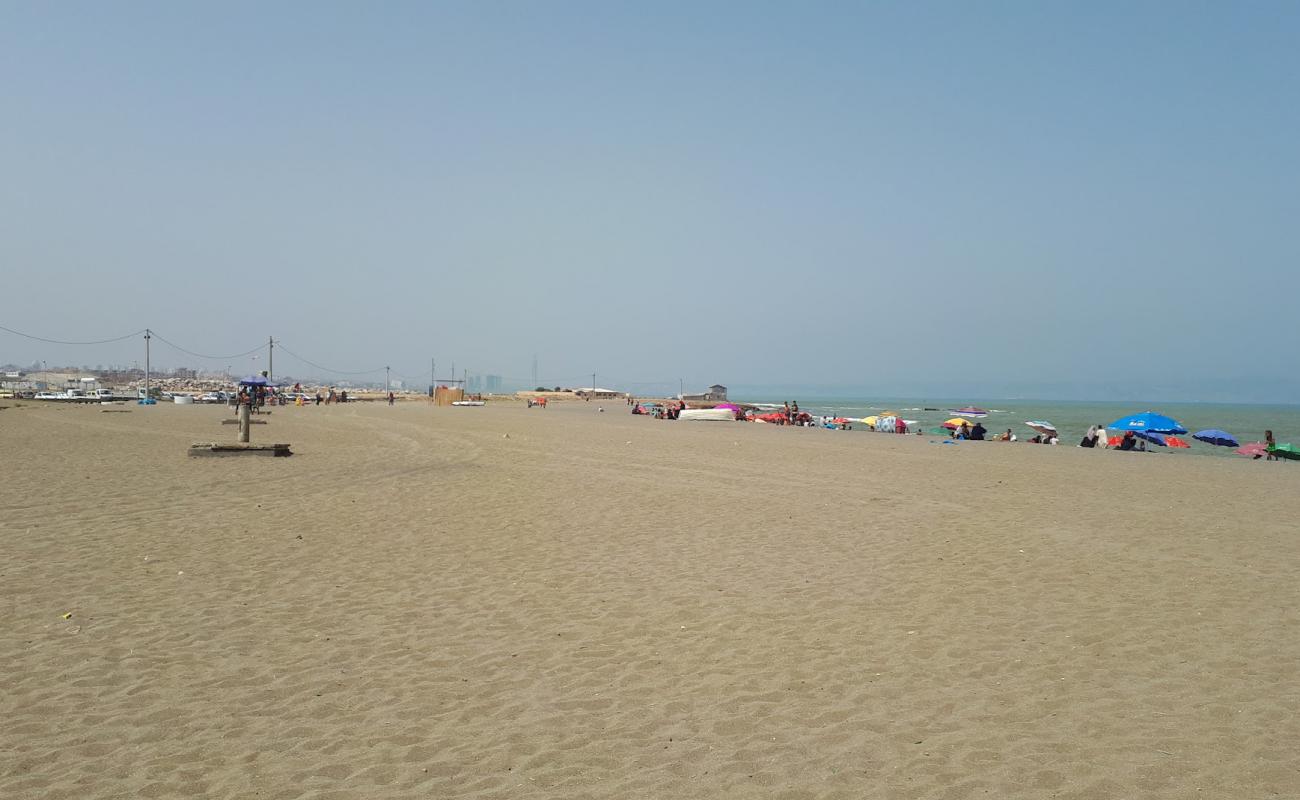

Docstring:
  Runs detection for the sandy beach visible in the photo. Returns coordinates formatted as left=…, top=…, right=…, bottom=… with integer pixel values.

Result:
left=2, top=399, right=1298, bottom=799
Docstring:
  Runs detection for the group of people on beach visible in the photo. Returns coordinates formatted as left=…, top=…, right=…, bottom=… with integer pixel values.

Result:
left=952, top=421, right=989, bottom=441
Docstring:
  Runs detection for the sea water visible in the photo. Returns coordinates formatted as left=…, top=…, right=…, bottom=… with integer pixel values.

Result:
left=741, top=396, right=1300, bottom=458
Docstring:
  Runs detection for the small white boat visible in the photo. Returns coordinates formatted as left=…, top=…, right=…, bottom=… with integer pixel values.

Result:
left=679, top=408, right=736, bottom=421
left=452, top=400, right=485, bottom=406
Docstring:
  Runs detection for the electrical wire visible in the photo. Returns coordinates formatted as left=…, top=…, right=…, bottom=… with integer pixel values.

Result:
left=150, top=331, right=266, bottom=361
left=274, top=342, right=386, bottom=376
left=0, top=323, right=147, bottom=346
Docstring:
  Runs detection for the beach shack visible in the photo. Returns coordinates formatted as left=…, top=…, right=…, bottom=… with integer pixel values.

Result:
left=682, top=384, right=728, bottom=403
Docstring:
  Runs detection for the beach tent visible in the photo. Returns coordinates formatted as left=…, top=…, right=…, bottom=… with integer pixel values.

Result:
left=875, top=415, right=898, bottom=432
left=1107, top=411, right=1187, bottom=434
left=1193, top=429, right=1239, bottom=448
left=238, top=375, right=275, bottom=387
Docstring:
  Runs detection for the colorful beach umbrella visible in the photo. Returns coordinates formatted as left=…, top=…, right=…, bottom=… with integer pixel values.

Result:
left=1193, top=429, right=1239, bottom=448
left=942, top=417, right=973, bottom=430
left=1135, top=431, right=1168, bottom=447
left=928, top=427, right=949, bottom=436
left=1269, top=443, right=1300, bottom=460
left=1107, top=411, right=1187, bottom=435
left=1025, top=420, right=1057, bottom=435
left=1235, top=442, right=1270, bottom=458
left=862, top=415, right=879, bottom=427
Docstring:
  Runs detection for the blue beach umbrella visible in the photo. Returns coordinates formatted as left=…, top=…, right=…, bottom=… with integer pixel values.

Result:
left=1193, top=429, right=1239, bottom=448
left=1107, top=411, right=1187, bottom=435
left=238, top=375, right=274, bottom=386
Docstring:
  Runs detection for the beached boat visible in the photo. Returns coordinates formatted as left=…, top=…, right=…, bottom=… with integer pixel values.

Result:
left=452, top=400, right=485, bottom=406
left=679, top=408, right=736, bottom=421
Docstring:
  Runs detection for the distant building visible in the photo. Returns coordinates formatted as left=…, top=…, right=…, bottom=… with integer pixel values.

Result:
left=485, top=374, right=502, bottom=393
left=467, top=375, right=482, bottom=393
left=574, top=386, right=624, bottom=399
left=682, top=384, right=727, bottom=402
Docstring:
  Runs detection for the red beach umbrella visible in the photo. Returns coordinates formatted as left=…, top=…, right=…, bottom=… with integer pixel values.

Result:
left=1164, top=436, right=1191, bottom=449
left=1235, top=442, right=1270, bottom=458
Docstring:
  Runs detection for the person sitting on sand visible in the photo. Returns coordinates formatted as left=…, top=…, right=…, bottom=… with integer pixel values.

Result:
left=1118, top=431, right=1137, bottom=451
left=970, top=422, right=986, bottom=440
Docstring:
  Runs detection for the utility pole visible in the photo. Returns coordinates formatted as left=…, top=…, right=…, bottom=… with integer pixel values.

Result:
left=385, top=365, right=390, bottom=394
left=430, top=358, right=435, bottom=396
left=532, top=353, right=538, bottom=389
left=267, top=336, right=274, bottom=381
left=679, top=377, right=683, bottom=399
left=592, top=371, right=597, bottom=398
left=144, top=328, right=151, bottom=401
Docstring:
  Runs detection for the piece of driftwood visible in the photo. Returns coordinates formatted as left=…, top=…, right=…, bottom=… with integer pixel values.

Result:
left=221, top=418, right=267, bottom=425
left=188, top=442, right=292, bottom=457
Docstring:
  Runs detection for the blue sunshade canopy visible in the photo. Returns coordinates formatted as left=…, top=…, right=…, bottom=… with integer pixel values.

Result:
left=1107, top=411, right=1187, bottom=434
left=1192, top=429, right=1239, bottom=448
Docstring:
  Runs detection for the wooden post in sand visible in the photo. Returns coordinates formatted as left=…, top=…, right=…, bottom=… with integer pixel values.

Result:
left=238, top=401, right=251, bottom=443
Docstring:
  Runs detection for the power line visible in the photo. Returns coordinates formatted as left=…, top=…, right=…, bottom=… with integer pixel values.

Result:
left=274, top=342, right=386, bottom=376
left=150, top=331, right=266, bottom=361
left=0, top=323, right=146, bottom=346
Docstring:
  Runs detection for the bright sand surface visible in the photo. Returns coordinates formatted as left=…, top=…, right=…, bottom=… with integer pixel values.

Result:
left=3, top=400, right=1298, bottom=799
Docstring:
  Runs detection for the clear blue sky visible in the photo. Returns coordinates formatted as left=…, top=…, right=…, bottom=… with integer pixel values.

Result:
left=2, top=2, right=1297, bottom=400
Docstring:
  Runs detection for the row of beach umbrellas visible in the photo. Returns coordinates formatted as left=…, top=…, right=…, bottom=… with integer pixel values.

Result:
left=930, top=409, right=1296, bottom=459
